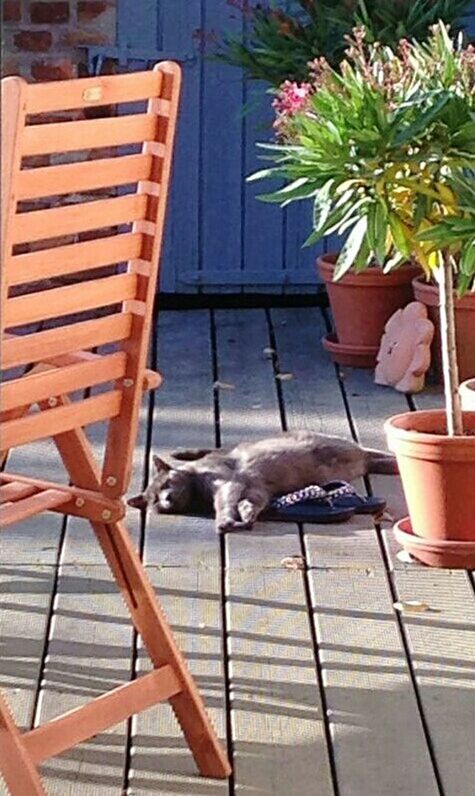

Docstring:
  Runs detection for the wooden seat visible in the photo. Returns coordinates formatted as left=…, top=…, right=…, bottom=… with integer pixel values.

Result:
left=0, top=64, right=231, bottom=795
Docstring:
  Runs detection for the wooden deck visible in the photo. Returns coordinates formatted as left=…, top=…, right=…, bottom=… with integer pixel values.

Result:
left=1, top=307, right=474, bottom=796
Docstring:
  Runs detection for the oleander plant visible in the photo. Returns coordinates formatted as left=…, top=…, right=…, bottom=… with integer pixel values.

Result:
left=251, top=23, right=475, bottom=433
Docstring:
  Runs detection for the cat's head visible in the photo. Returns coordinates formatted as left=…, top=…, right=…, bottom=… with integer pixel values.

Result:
left=128, top=455, right=195, bottom=514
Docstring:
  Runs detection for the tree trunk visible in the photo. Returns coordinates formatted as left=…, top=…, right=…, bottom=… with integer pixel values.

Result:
left=438, top=254, right=463, bottom=436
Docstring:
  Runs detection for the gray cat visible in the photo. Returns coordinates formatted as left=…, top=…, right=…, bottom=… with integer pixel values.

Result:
left=128, top=431, right=398, bottom=533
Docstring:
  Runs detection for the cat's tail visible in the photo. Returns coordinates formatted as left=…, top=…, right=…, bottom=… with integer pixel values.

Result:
left=364, top=448, right=399, bottom=475
left=170, top=447, right=214, bottom=461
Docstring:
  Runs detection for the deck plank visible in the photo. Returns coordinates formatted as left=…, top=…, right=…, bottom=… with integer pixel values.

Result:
left=215, top=308, right=334, bottom=796
left=310, top=569, right=439, bottom=796
left=130, top=310, right=228, bottom=795
left=32, top=414, right=143, bottom=792
left=338, top=345, right=474, bottom=795
left=0, top=437, right=64, bottom=775
left=271, top=307, right=441, bottom=796
left=1, top=306, right=471, bottom=796
left=393, top=569, right=475, bottom=796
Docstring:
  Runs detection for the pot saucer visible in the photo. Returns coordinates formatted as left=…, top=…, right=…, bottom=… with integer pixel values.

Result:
left=322, top=333, right=378, bottom=369
left=394, top=516, right=475, bottom=569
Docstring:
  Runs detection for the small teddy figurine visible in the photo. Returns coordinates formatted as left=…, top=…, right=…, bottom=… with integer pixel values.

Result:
left=375, top=301, right=434, bottom=394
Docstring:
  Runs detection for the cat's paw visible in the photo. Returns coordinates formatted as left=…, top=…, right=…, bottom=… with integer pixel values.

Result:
left=216, top=517, right=253, bottom=533
left=238, top=499, right=259, bottom=524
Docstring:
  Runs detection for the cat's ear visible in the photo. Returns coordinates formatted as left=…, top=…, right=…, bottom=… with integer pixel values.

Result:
left=127, top=493, right=148, bottom=510
left=153, top=455, right=171, bottom=473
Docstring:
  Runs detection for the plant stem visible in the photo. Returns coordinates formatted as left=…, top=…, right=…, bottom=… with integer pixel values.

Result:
left=438, top=253, right=463, bottom=436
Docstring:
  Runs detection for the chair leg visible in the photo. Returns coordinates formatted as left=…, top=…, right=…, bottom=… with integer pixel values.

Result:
left=0, top=692, right=45, bottom=796
left=41, top=401, right=230, bottom=777
left=90, top=518, right=231, bottom=779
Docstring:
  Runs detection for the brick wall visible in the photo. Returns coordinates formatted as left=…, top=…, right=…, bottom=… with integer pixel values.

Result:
left=2, top=0, right=117, bottom=80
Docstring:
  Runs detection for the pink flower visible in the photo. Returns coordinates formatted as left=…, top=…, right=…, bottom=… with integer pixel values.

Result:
left=272, top=80, right=312, bottom=117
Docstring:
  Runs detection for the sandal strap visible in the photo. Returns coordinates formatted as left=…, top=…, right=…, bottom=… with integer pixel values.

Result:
left=324, top=482, right=359, bottom=499
left=271, top=481, right=360, bottom=510
left=271, top=484, right=328, bottom=508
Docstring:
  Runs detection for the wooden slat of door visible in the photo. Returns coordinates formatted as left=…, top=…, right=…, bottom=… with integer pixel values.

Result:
left=25, top=70, right=162, bottom=114
left=1, top=390, right=122, bottom=449
left=1, top=313, right=132, bottom=369
left=200, top=3, right=243, bottom=295
left=17, top=154, right=154, bottom=200
left=271, top=307, right=441, bottom=796
left=244, top=85, right=285, bottom=294
left=5, top=274, right=138, bottom=328
left=215, top=309, right=334, bottom=794
left=8, top=233, right=144, bottom=286
left=0, top=352, right=127, bottom=412
left=157, top=3, right=200, bottom=293
left=22, top=114, right=158, bottom=157
left=13, top=194, right=149, bottom=244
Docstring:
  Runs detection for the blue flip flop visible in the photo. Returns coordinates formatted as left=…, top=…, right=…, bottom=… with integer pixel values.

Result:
left=321, top=481, right=386, bottom=515
left=261, top=484, right=355, bottom=524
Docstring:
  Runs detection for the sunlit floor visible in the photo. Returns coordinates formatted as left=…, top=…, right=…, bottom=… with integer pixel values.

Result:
left=1, top=307, right=474, bottom=796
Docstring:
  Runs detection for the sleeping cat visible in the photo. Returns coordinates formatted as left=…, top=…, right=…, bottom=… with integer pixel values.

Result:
left=128, top=430, right=398, bottom=533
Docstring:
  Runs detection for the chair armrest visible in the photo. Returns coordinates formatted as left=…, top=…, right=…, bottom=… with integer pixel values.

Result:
left=143, top=369, right=162, bottom=391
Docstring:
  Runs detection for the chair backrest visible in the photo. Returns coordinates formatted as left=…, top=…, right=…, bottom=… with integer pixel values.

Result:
left=0, top=63, right=181, bottom=497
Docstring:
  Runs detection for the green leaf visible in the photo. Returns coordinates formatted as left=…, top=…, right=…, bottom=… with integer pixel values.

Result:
left=460, top=241, right=475, bottom=276
left=333, top=217, right=368, bottom=281
left=247, top=167, right=282, bottom=183
left=312, top=180, right=334, bottom=233
left=393, top=92, right=452, bottom=146
left=259, top=178, right=317, bottom=205
left=367, top=200, right=387, bottom=265
left=388, top=213, right=411, bottom=258
left=414, top=193, right=430, bottom=229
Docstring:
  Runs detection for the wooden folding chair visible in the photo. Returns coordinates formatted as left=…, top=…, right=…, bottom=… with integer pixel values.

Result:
left=0, top=64, right=231, bottom=794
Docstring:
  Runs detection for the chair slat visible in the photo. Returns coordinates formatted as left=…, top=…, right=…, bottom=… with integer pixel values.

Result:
left=24, top=666, right=181, bottom=764
left=13, top=194, right=149, bottom=244
left=17, top=154, right=155, bottom=200
left=1, top=313, right=132, bottom=369
left=8, top=233, right=144, bottom=287
left=25, top=70, right=162, bottom=114
left=1, top=390, right=122, bottom=449
left=0, top=489, right=70, bottom=527
left=5, top=273, right=138, bottom=328
left=0, top=482, right=38, bottom=504
left=0, top=352, right=127, bottom=413
left=23, top=114, right=158, bottom=157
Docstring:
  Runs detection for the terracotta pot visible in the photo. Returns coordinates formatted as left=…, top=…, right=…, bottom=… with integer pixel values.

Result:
left=385, top=410, right=475, bottom=568
left=459, top=379, right=475, bottom=411
left=412, top=276, right=475, bottom=384
left=317, top=254, right=419, bottom=366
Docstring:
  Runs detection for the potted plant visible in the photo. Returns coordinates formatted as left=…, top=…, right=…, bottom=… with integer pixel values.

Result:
left=412, top=172, right=475, bottom=383
left=215, top=0, right=470, bottom=86
left=252, top=24, right=475, bottom=567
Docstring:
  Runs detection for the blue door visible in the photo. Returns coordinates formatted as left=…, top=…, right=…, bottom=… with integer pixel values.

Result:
left=88, top=0, right=475, bottom=293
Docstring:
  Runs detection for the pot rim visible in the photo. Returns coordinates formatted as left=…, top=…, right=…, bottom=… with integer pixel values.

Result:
left=395, top=517, right=475, bottom=554
left=322, top=332, right=378, bottom=355
left=412, top=275, right=475, bottom=308
left=318, top=253, right=419, bottom=281
left=459, top=379, right=475, bottom=392
left=385, top=409, right=475, bottom=448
